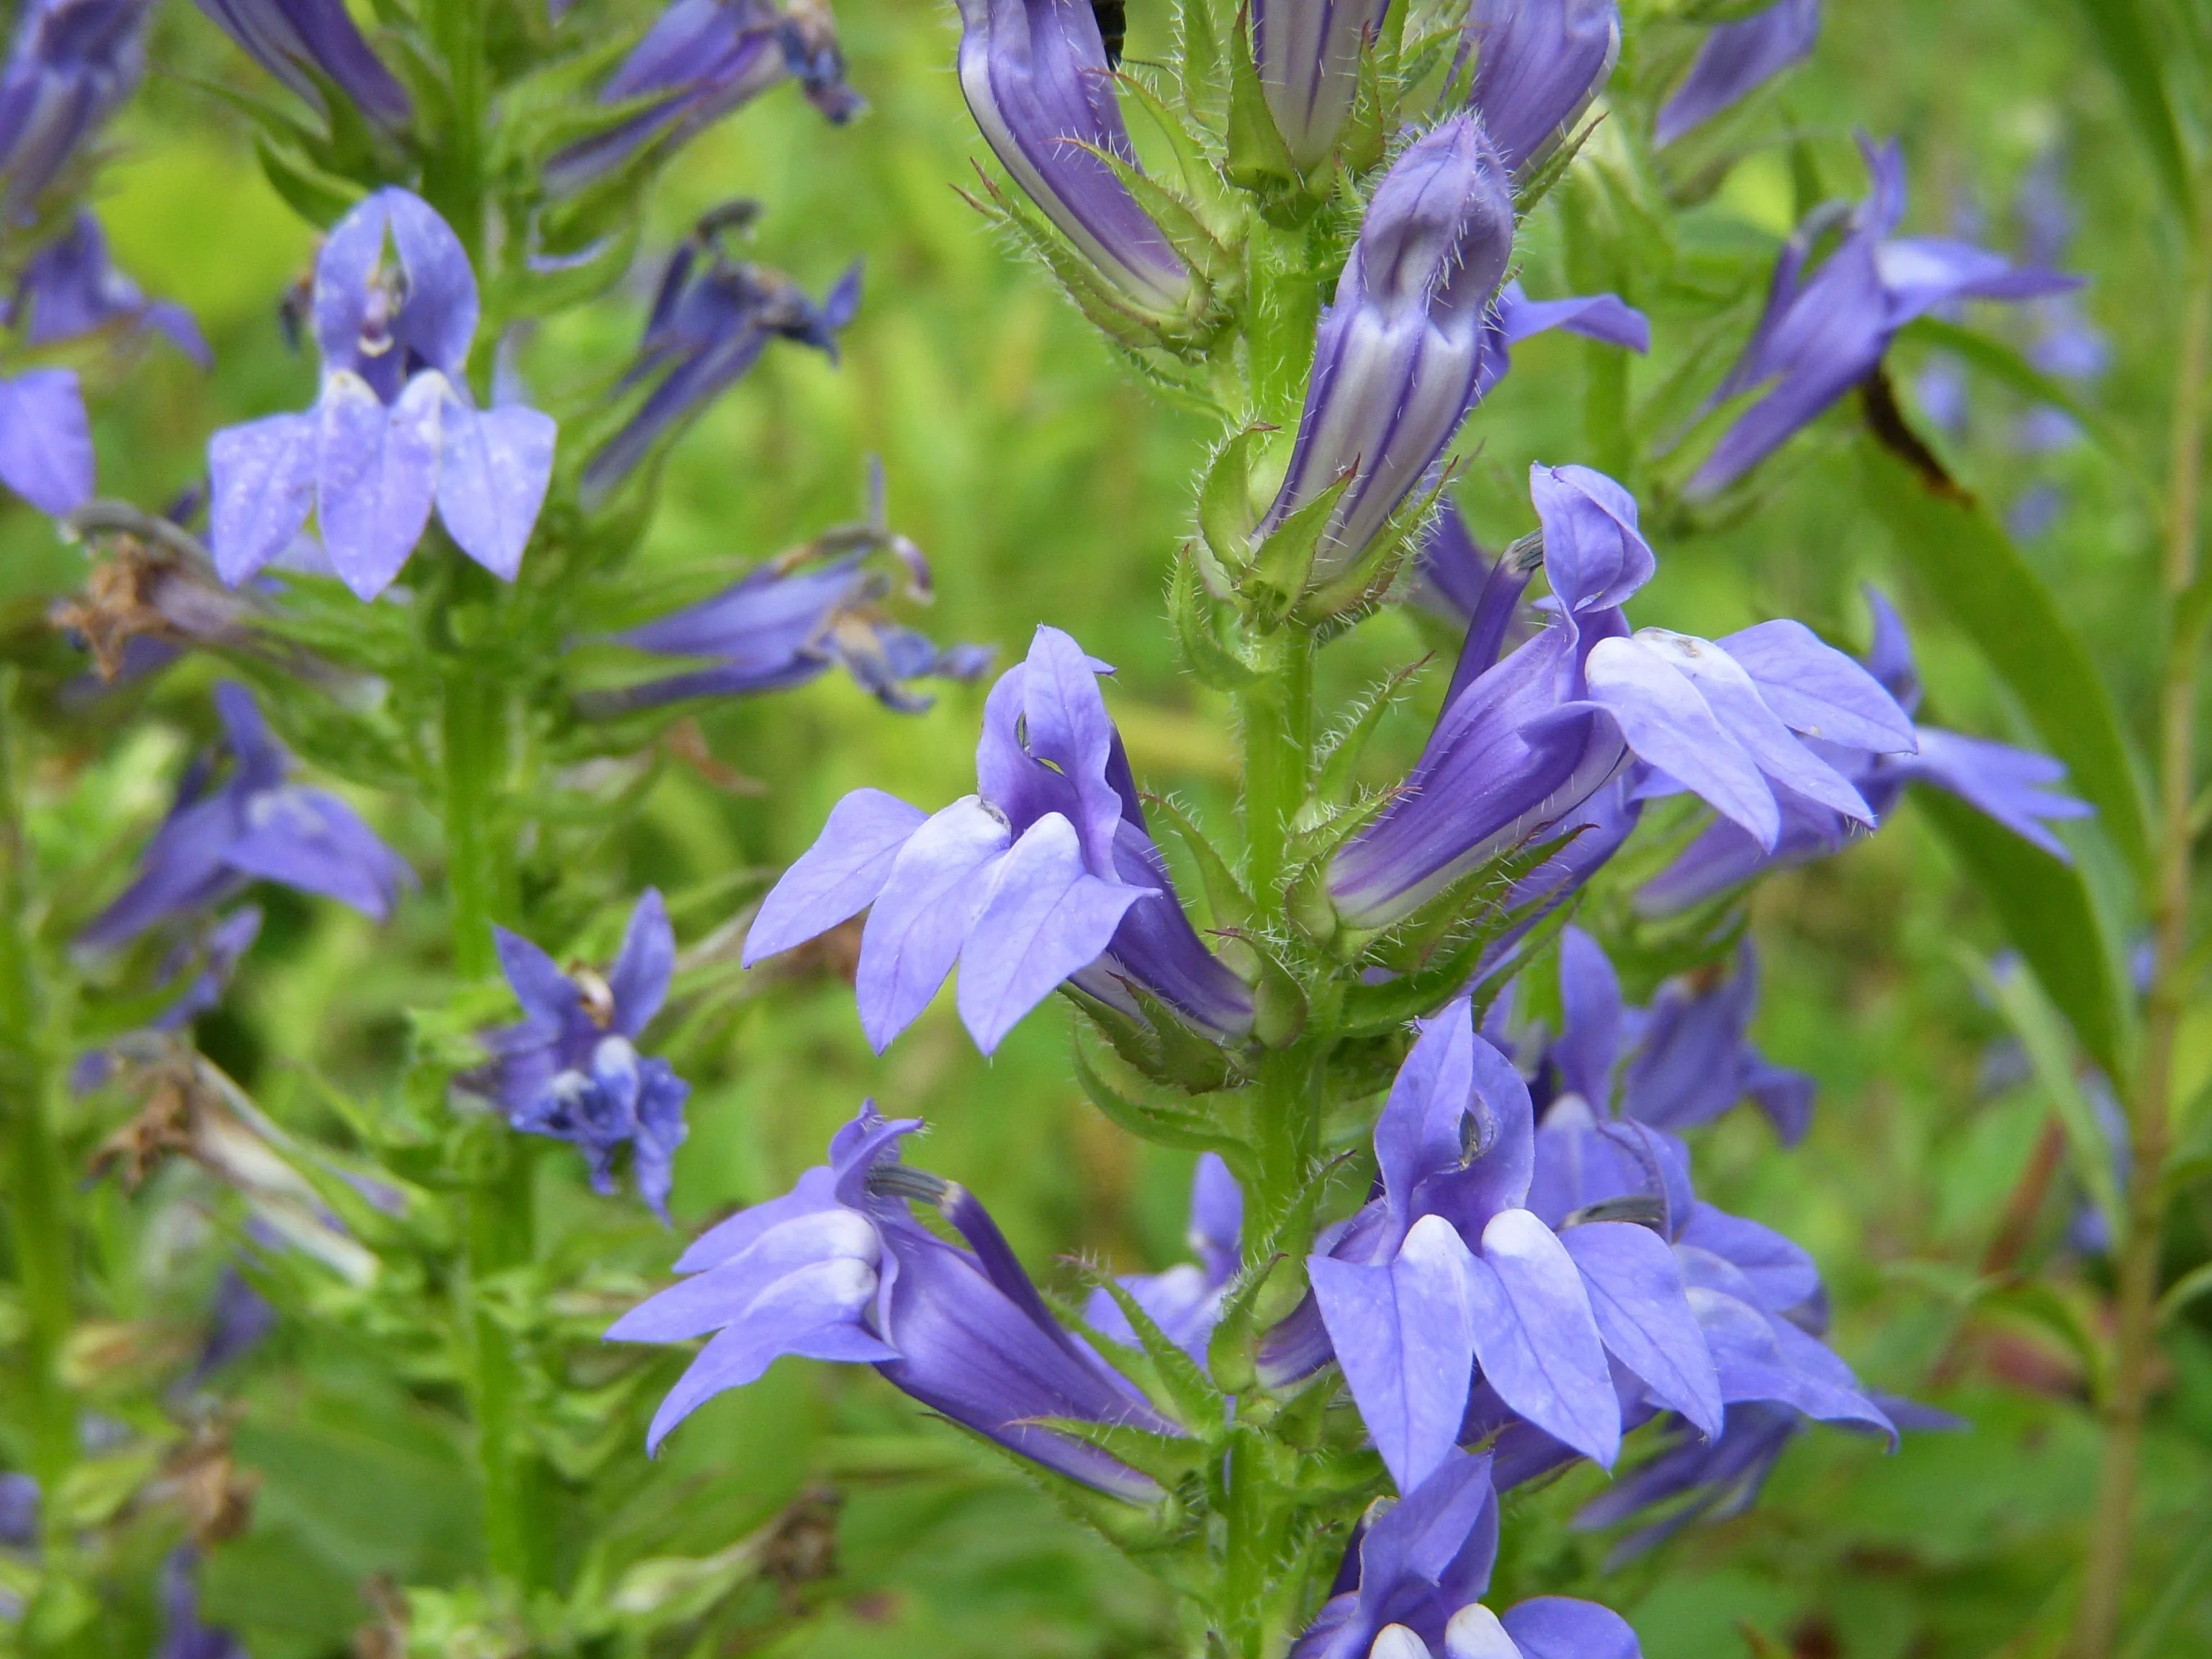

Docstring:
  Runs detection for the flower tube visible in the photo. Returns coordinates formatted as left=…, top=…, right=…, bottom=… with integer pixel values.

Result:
left=1251, top=0, right=1390, bottom=173
left=1464, top=0, right=1619, bottom=178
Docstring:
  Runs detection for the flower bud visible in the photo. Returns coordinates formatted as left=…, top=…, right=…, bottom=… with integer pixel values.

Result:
left=1251, top=0, right=1390, bottom=173
left=1261, top=115, right=1514, bottom=584
left=1465, top=0, right=1618, bottom=176
left=0, top=0, right=147, bottom=218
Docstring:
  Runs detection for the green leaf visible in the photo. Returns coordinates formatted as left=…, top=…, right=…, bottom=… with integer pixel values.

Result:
left=1171, top=549, right=1261, bottom=691
left=1200, top=425, right=1270, bottom=572
left=1858, top=438, right=2153, bottom=884
left=1084, top=1275, right=1223, bottom=1426
left=2067, top=0, right=2197, bottom=225
left=253, top=138, right=364, bottom=228
left=1244, top=472, right=1351, bottom=629
left=1145, top=790, right=1254, bottom=927
left=1917, top=787, right=2128, bottom=1082
left=1033, top=1419, right=1210, bottom=1485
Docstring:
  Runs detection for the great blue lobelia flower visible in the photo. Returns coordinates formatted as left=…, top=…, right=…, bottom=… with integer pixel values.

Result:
left=1085, top=1151, right=1243, bottom=1359
left=188, top=0, right=412, bottom=130
left=742, top=623, right=1255, bottom=1056
left=1686, top=135, right=2080, bottom=498
left=1291, top=1449, right=1642, bottom=1659
left=580, top=218, right=860, bottom=500
left=1653, top=0, right=1819, bottom=148
left=953, top=0, right=1193, bottom=323
left=1326, top=463, right=1916, bottom=930
left=1637, top=588, right=2090, bottom=914
left=0, top=0, right=145, bottom=220
left=1250, top=0, right=1390, bottom=174
left=207, top=188, right=558, bottom=600
left=1272, top=998, right=1719, bottom=1493
left=0, top=365, right=92, bottom=513
left=608, top=1100, right=1179, bottom=1497
left=78, top=683, right=411, bottom=952
left=1260, top=114, right=1516, bottom=585
left=545, top=0, right=859, bottom=194
left=1463, top=0, right=1619, bottom=179
left=7, top=212, right=207, bottom=363
left=478, top=889, right=691, bottom=1220
left=155, top=1548, right=248, bottom=1659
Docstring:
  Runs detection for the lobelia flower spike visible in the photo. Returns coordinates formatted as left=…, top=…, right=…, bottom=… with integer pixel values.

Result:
left=608, top=1100, right=1180, bottom=1498
left=1251, top=0, right=1390, bottom=174
left=1326, top=463, right=1915, bottom=931
left=188, top=0, right=413, bottom=131
left=544, top=0, right=859, bottom=194
left=1639, top=588, right=2091, bottom=914
left=0, top=365, right=93, bottom=513
left=8, top=212, right=208, bottom=364
left=1085, top=1151, right=1243, bottom=1359
left=1292, top=1450, right=1643, bottom=1659
left=477, top=889, right=691, bottom=1221
left=78, top=683, right=411, bottom=953
left=1653, top=0, right=1819, bottom=148
left=207, top=188, right=558, bottom=600
left=1687, top=135, right=2080, bottom=498
left=1261, top=115, right=1516, bottom=586
left=742, top=623, right=1255, bottom=1056
left=581, top=215, right=860, bottom=500
left=1279, top=997, right=1722, bottom=1494
left=0, top=0, right=145, bottom=220
left=954, top=0, right=1193, bottom=325
left=1464, top=0, right=1620, bottom=179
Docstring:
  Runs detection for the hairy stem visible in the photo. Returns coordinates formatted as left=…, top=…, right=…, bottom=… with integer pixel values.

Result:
left=421, top=0, right=486, bottom=269
left=467, top=1143, right=542, bottom=1586
left=1240, top=629, right=1313, bottom=905
left=2074, top=202, right=2212, bottom=1659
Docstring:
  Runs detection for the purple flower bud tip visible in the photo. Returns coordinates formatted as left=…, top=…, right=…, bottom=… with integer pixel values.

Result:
left=955, top=0, right=1192, bottom=319
left=192, top=0, right=412, bottom=127
left=1251, top=0, right=1390, bottom=172
left=1265, top=115, right=1516, bottom=582
left=78, top=683, right=412, bottom=953
left=1654, top=0, right=1819, bottom=148
left=207, top=189, right=557, bottom=601
left=0, top=0, right=148, bottom=218
left=744, top=624, right=1252, bottom=1056
left=613, top=1100, right=1174, bottom=1496
left=479, top=890, right=691, bottom=1220
left=1465, top=0, right=1619, bottom=177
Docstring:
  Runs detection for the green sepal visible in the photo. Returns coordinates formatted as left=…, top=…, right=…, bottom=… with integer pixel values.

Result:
left=1092, top=146, right=1241, bottom=287
left=1144, top=789, right=1256, bottom=928
left=1114, top=71, right=1238, bottom=230
left=1070, top=1016, right=1243, bottom=1143
left=1134, top=980, right=1249, bottom=1090
left=1296, top=467, right=1452, bottom=623
left=1206, top=1161, right=1346, bottom=1389
left=1199, top=425, right=1272, bottom=574
left=1172, top=549, right=1261, bottom=691
left=1317, top=661, right=1427, bottom=804
left=1511, top=117, right=1598, bottom=217
left=1226, top=2, right=1302, bottom=192
left=1336, top=27, right=1395, bottom=180
left=1033, top=1417, right=1213, bottom=1485
left=1082, top=1274, right=1226, bottom=1426
left=1177, top=0, right=1230, bottom=132
left=254, top=138, right=366, bottom=228
left=1244, top=472, right=1352, bottom=629
left=966, top=173, right=1176, bottom=351
left=1251, top=948, right=1308, bottom=1049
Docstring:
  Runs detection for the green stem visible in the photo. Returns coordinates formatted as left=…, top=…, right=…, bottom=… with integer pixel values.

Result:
left=2074, top=196, right=2212, bottom=1659
left=466, top=1143, right=541, bottom=1586
left=421, top=0, right=486, bottom=270
left=1239, top=629, right=1313, bottom=905
left=440, top=577, right=508, bottom=979
left=1220, top=1422, right=1280, bottom=1659
left=1246, top=222, right=1322, bottom=427
left=0, top=678, right=73, bottom=1507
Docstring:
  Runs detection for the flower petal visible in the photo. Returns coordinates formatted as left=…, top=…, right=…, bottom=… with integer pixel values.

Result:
left=0, top=369, right=93, bottom=516
left=1464, top=1209, right=1619, bottom=1468
left=855, top=796, right=1012, bottom=1051
left=1560, top=1220, right=1722, bottom=1437
left=745, top=788, right=930, bottom=965
left=1583, top=637, right=1779, bottom=848
left=315, top=370, right=443, bottom=600
left=436, top=400, right=557, bottom=580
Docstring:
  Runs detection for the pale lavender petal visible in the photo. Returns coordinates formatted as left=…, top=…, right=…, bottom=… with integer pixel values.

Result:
left=1463, top=1209, right=1618, bottom=1467
left=1902, top=728, right=2092, bottom=857
left=608, top=888, right=675, bottom=1035
left=436, top=401, right=556, bottom=580
left=744, top=789, right=929, bottom=965
left=1675, top=1204, right=1819, bottom=1313
left=1653, top=0, right=1818, bottom=146
left=1498, top=287, right=1649, bottom=354
left=1717, top=619, right=1917, bottom=752
left=956, top=812, right=1147, bottom=1053
left=315, top=370, right=442, bottom=600
left=1582, top=637, right=1778, bottom=847
left=0, top=368, right=92, bottom=515
left=1528, top=463, right=1653, bottom=613
left=382, top=189, right=480, bottom=375
left=1560, top=1221, right=1722, bottom=1437
left=855, top=796, right=1012, bottom=1051
left=1498, top=1598, right=1641, bottom=1659
left=608, top=1208, right=881, bottom=1341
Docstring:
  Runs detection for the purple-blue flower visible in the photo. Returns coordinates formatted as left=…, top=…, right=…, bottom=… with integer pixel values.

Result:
left=1464, top=0, right=1619, bottom=179
left=545, top=0, right=858, bottom=193
left=608, top=1100, right=1178, bottom=1497
left=1251, top=0, right=1390, bottom=173
left=1085, top=1151, right=1242, bottom=1359
left=1275, top=998, right=1721, bottom=1493
left=1638, top=588, right=2090, bottom=913
left=480, top=889, right=691, bottom=1220
left=742, top=624, right=1255, bottom=1056
left=189, top=0, right=411, bottom=130
left=1327, top=464, right=1914, bottom=930
left=0, top=366, right=92, bottom=513
left=78, top=683, right=410, bottom=952
left=1653, top=0, right=1817, bottom=147
left=0, top=1473, right=35, bottom=1548
left=1262, top=115, right=1516, bottom=583
left=954, top=0, right=1193, bottom=322
left=7, top=213, right=207, bottom=364
left=1688, top=136, right=2080, bottom=498
left=0, top=0, right=145, bottom=220
left=72, top=905, right=264, bottom=1093
left=1292, top=1449, right=1642, bottom=1659
left=581, top=225, right=859, bottom=500
left=590, top=546, right=992, bottom=714
left=156, top=1549, right=248, bottom=1659
left=207, top=188, right=557, bottom=600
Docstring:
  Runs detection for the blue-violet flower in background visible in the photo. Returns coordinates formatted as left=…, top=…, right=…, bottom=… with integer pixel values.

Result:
left=743, top=624, right=1256, bottom=1055
left=0, top=365, right=92, bottom=513
left=1687, top=135, right=2079, bottom=498
left=0, top=0, right=145, bottom=219
left=1465, top=0, right=1619, bottom=179
left=189, top=0, right=412, bottom=130
left=609, top=1100, right=1179, bottom=1497
left=207, top=187, right=557, bottom=600
left=79, top=683, right=411, bottom=951
left=1086, top=1151, right=1242, bottom=1359
left=1653, top=0, right=1817, bottom=147
left=155, top=1548, right=248, bottom=1659
left=478, top=889, right=691, bottom=1221
left=8, top=212, right=207, bottom=363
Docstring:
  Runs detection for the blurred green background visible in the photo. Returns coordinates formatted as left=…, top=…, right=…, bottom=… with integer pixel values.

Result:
left=15, top=0, right=2212, bottom=1654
